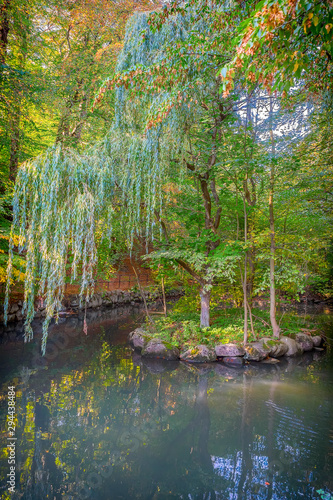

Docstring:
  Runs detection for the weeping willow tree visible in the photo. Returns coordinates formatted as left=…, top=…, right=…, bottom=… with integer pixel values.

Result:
left=5, top=3, right=243, bottom=353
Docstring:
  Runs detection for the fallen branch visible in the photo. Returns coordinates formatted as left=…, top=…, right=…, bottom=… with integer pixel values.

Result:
left=278, top=310, right=286, bottom=327
left=251, top=314, right=270, bottom=328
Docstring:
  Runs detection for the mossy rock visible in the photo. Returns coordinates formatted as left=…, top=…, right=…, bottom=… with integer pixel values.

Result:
left=260, top=337, right=288, bottom=358
left=311, top=335, right=322, bottom=347
left=244, top=342, right=270, bottom=361
left=215, top=343, right=245, bottom=357
left=141, top=339, right=180, bottom=360
left=295, top=333, right=314, bottom=352
left=180, top=345, right=216, bottom=363
left=128, top=328, right=150, bottom=351
left=280, top=337, right=304, bottom=357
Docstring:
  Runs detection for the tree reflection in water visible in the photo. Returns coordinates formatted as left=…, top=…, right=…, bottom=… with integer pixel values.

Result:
left=0, top=314, right=332, bottom=500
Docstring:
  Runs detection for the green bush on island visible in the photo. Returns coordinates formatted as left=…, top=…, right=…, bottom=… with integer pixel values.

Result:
left=144, top=296, right=320, bottom=351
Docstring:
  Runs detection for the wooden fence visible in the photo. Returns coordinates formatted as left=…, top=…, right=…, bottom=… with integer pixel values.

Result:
left=1, top=271, right=155, bottom=302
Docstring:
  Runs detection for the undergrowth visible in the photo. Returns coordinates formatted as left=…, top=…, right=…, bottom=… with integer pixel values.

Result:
left=145, top=298, right=319, bottom=350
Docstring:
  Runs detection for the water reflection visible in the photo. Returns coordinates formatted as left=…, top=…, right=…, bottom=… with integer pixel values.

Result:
left=0, top=308, right=332, bottom=499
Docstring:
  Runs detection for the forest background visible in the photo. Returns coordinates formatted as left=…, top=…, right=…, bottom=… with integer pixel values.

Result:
left=0, top=0, right=332, bottom=352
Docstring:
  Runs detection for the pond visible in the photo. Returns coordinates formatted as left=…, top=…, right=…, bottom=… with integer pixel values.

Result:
left=0, top=305, right=332, bottom=500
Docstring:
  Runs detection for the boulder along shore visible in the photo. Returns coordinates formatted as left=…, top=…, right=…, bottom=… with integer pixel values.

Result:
left=129, top=328, right=325, bottom=364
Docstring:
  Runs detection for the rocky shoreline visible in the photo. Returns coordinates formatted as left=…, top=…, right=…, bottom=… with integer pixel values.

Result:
left=128, top=328, right=324, bottom=364
left=0, top=288, right=183, bottom=324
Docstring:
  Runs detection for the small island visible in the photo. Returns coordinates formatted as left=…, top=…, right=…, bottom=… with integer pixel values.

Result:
left=129, top=301, right=324, bottom=364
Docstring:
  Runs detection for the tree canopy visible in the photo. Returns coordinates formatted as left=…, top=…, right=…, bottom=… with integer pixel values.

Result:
left=2, top=0, right=332, bottom=353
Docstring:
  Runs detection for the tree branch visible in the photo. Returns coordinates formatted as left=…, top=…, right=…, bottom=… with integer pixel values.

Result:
left=174, top=258, right=204, bottom=286
left=154, top=209, right=169, bottom=243
left=199, top=177, right=212, bottom=228
left=153, top=210, right=204, bottom=286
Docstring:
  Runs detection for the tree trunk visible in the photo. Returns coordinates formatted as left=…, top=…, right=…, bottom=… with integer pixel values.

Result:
left=56, top=82, right=88, bottom=149
left=269, top=184, right=280, bottom=338
left=247, top=301, right=255, bottom=339
left=243, top=255, right=248, bottom=344
left=0, top=0, right=10, bottom=66
left=200, top=287, right=210, bottom=328
left=70, top=92, right=88, bottom=148
left=242, top=197, right=248, bottom=344
left=9, top=104, right=21, bottom=180
left=269, top=96, right=280, bottom=338
left=247, top=222, right=255, bottom=307
left=7, top=13, right=27, bottom=181
left=161, top=276, right=167, bottom=316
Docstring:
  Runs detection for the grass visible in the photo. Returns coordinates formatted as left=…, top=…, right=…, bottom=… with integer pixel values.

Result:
left=145, top=306, right=319, bottom=351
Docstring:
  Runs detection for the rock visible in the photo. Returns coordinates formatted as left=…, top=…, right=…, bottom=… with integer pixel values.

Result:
left=15, top=311, right=24, bottom=322
left=0, top=332, right=8, bottom=343
left=8, top=332, right=16, bottom=341
left=128, top=328, right=148, bottom=351
left=295, top=333, right=314, bottom=352
left=183, top=363, right=214, bottom=375
left=142, top=358, right=179, bottom=374
left=299, top=351, right=315, bottom=367
left=7, top=313, right=17, bottom=323
left=9, top=303, right=19, bottom=314
left=244, top=341, right=270, bottom=361
left=90, top=297, right=100, bottom=308
left=261, top=357, right=280, bottom=364
left=311, top=335, right=322, bottom=347
left=280, top=337, right=304, bottom=357
left=131, top=352, right=143, bottom=367
left=15, top=321, right=24, bottom=332
left=141, top=339, right=180, bottom=360
left=313, top=351, right=325, bottom=361
left=215, top=343, right=245, bottom=357
left=215, top=364, right=242, bottom=378
left=284, top=356, right=302, bottom=371
left=180, top=345, right=216, bottom=363
left=260, top=337, right=288, bottom=358
left=244, top=345, right=267, bottom=362
left=223, top=356, right=245, bottom=366
left=253, top=341, right=271, bottom=356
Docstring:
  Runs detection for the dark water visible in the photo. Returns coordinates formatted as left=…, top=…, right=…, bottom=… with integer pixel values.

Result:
left=0, top=306, right=333, bottom=500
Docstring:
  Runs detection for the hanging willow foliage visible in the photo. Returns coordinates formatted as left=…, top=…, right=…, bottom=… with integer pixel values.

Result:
left=5, top=5, right=310, bottom=352
left=5, top=8, right=208, bottom=354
